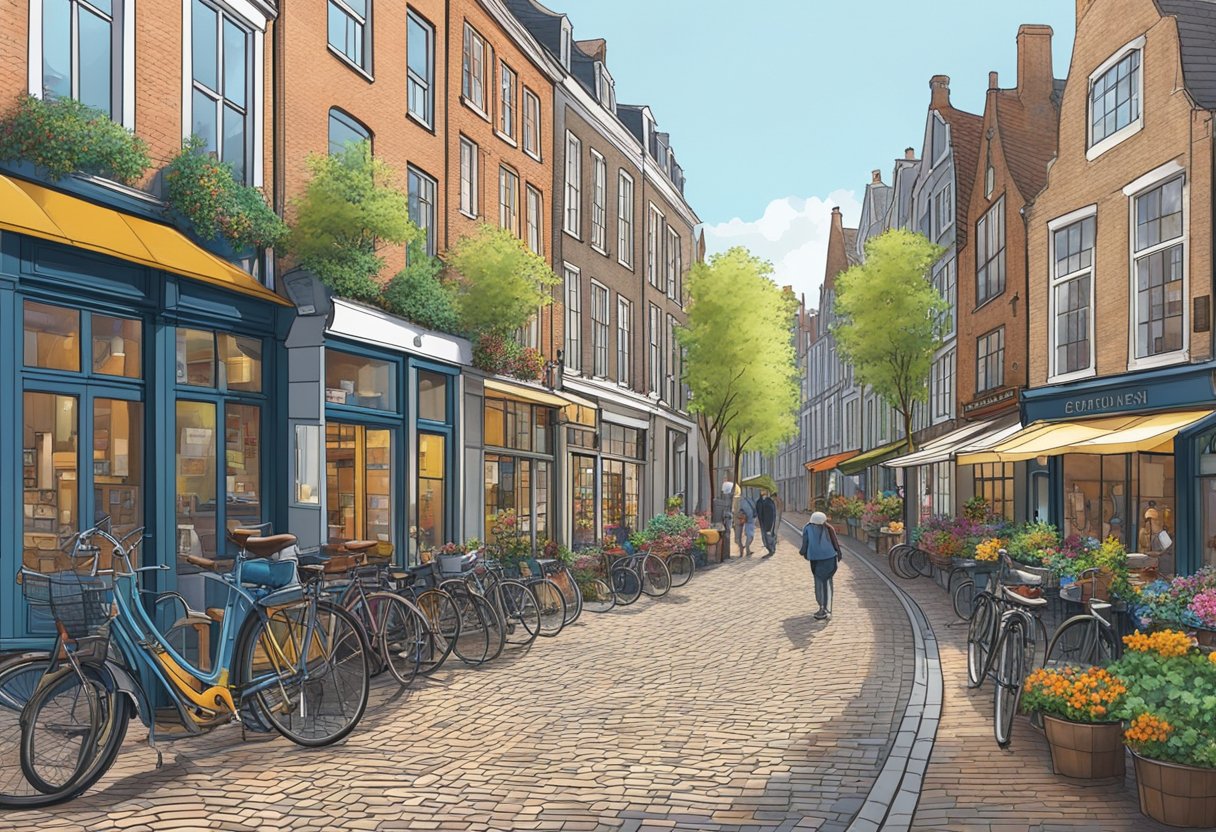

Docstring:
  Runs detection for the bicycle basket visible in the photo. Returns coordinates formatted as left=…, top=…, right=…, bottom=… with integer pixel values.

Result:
left=20, top=568, right=114, bottom=639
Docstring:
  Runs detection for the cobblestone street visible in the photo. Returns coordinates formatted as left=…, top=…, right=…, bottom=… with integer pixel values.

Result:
left=9, top=525, right=916, bottom=832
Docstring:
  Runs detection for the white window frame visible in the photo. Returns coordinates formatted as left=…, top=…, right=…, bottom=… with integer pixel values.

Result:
left=564, top=264, right=581, bottom=373
left=1087, top=36, right=1145, bottom=161
left=665, top=227, right=680, bottom=300
left=648, top=303, right=662, bottom=397
left=497, top=60, right=516, bottom=144
left=932, top=348, right=955, bottom=421
left=976, top=326, right=1005, bottom=394
left=405, top=9, right=433, bottom=128
left=616, top=295, right=631, bottom=387
left=590, top=150, right=607, bottom=253
left=617, top=170, right=635, bottom=269
left=525, top=184, right=543, bottom=256
left=933, top=184, right=954, bottom=238
left=407, top=165, right=437, bottom=257
left=563, top=131, right=581, bottom=238
left=933, top=258, right=956, bottom=338
left=30, top=0, right=133, bottom=128
left=461, top=22, right=488, bottom=118
left=1125, top=161, right=1188, bottom=370
left=522, top=88, right=541, bottom=161
left=459, top=135, right=479, bottom=218
left=327, top=0, right=371, bottom=75
left=1047, top=205, right=1098, bottom=383
left=591, top=281, right=610, bottom=378
left=666, top=313, right=678, bottom=404
left=647, top=204, right=664, bottom=289
left=931, top=113, right=949, bottom=166
left=498, top=165, right=519, bottom=236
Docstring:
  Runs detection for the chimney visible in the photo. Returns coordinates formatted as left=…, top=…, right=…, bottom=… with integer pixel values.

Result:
left=988, top=71, right=999, bottom=90
left=930, top=75, right=951, bottom=110
left=1016, top=25, right=1054, bottom=104
left=575, top=38, right=607, bottom=62
left=831, top=206, right=843, bottom=232
left=871, top=169, right=882, bottom=185
left=904, top=147, right=915, bottom=160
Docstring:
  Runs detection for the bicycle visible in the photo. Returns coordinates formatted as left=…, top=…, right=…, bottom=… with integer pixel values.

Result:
left=661, top=548, right=696, bottom=589
left=513, top=560, right=567, bottom=637
left=1043, top=568, right=1120, bottom=666
left=434, top=555, right=507, bottom=665
left=539, top=558, right=583, bottom=627
left=384, top=566, right=462, bottom=676
left=17, top=521, right=372, bottom=803
left=964, top=551, right=1049, bottom=747
left=610, top=550, right=671, bottom=606
left=888, top=544, right=931, bottom=581
left=950, top=557, right=1002, bottom=621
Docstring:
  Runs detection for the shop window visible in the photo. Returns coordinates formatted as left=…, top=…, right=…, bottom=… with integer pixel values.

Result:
left=603, top=423, right=644, bottom=459
left=484, top=399, right=552, bottom=453
left=92, top=314, right=141, bottom=378
left=668, top=430, right=687, bottom=505
left=176, top=401, right=219, bottom=559
left=417, top=370, right=448, bottom=422
left=177, top=328, right=215, bottom=386
left=326, top=422, right=394, bottom=557
left=974, top=462, right=1014, bottom=521
left=1063, top=454, right=1128, bottom=545
left=1135, top=453, right=1175, bottom=558
left=1202, top=434, right=1216, bottom=569
left=22, top=392, right=78, bottom=574
left=177, top=329, right=263, bottom=391
left=294, top=424, right=321, bottom=505
left=602, top=459, right=640, bottom=539
left=325, top=349, right=396, bottom=411
left=417, top=433, right=446, bottom=554
left=225, top=404, right=261, bottom=532
left=484, top=454, right=549, bottom=547
left=23, top=300, right=80, bottom=371
left=572, top=454, right=597, bottom=548
left=568, top=427, right=595, bottom=450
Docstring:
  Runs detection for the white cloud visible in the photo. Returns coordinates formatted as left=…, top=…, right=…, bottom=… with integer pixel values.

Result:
left=700, top=191, right=862, bottom=307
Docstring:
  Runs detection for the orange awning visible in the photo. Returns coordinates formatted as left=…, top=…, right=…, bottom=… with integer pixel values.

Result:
left=804, top=450, right=860, bottom=473
left=0, top=174, right=291, bottom=306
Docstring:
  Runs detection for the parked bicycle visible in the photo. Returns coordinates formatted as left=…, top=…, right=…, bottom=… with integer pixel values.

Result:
left=1043, top=568, right=1121, bottom=666
left=444, top=558, right=541, bottom=648
left=610, top=551, right=670, bottom=606
left=888, top=544, right=931, bottom=581
left=964, top=550, right=1049, bottom=747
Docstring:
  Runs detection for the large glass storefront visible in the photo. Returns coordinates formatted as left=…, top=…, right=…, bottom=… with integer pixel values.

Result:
left=483, top=397, right=554, bottom=547
left=601, top=422, right=644, bottom=540
left=1062, top=453, right=1175, bottom=562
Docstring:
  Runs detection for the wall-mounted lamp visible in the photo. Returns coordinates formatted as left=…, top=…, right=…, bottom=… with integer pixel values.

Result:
left=1035, top=455, right=1049, bottom=467
left=413, top=334, right=423, bottom=348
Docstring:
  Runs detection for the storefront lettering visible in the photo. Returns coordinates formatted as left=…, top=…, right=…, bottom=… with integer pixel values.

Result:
left=1062, top=389, right=1148, bottom=415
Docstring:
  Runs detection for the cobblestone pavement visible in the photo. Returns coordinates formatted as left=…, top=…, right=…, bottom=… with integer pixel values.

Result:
left=831, top=532, right=1187, bottom=832
left=10, top=527, right=916, bottom=832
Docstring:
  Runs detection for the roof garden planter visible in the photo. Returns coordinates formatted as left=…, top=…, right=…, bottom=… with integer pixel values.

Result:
left=0, top=95, right=150, bottom=185
left=1042, top=716, right=1126, bottom=780
left=1132, top=752, right=1216, bottom=828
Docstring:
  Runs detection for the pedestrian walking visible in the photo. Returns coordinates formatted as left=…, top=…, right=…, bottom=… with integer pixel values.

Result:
left=735, top=492, right=757, bottom=557
left=756, top=491, right=778, bottom=557
left=799, top=511, right=842, bottom=620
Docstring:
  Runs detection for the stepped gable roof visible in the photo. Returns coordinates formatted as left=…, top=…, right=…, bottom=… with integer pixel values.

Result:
left=992, top=88, right=1059, bottom=204
left=937, top=104, right=983, bottom=247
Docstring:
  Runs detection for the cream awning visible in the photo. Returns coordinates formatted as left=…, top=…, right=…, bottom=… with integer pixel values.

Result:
left=957, top=410, right=1213, bottom=465
left=882, top=417, right=1012, bottom=468
left=484, top=378, right=575, bottom=409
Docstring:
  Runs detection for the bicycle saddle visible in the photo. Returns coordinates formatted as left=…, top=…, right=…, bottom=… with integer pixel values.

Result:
left=228, top=528, right=263, bottom=547
left=1002, top=584, right=1047, bottom=607
left=1008, top=568, right=1043, bottom=587
left=243, top=534, right=297, bottom=559
left=341, top=540, right=378, bottom=553
left=323, top=554, right=363, bottom=574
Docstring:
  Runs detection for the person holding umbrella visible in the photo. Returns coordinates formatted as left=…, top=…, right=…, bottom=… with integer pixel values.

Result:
left=756, top=490, right=778, bottom=557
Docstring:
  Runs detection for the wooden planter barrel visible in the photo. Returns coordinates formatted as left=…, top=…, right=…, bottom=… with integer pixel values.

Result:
left=1132, top=751, right=1216, bottom=828
left=1042, top=716, right=1125, bottom=779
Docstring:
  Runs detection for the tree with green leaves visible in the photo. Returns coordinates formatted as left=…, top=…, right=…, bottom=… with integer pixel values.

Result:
left=832, top=229, right=947, bottom=453
left=381, top=240, right=460, bottom=334
left=446, top=224, right=558, bottom=338
left=287, top=140, right=417, bottom=302
left=679, top=247, right=801, bottom=501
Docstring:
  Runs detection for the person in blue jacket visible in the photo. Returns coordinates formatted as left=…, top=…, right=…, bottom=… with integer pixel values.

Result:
left=799, top=511, right=843, bottom=621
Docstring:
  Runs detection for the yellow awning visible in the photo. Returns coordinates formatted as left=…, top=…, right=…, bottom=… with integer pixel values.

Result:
left=0, top=175, right=290, bottom=306
left=958, top=410, right=1214, bottom=465
left=559, top=390, right=599, bottom=427
left=484, top=378, right=571, bottom=409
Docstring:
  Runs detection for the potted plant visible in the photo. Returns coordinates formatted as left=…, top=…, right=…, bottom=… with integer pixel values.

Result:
left=844, top=496, right=865, bottom=539
left=1110, top=630, right=1216, bottom=827
left=1021, top=665, right=1127, bottom=779
left=487, top=510, right=534, bottom=576
left=665, top=495, right=684, bottom=515
left=1046, top=536, right=1132, bottom=604
left=1006, top=521, right=1061, bottom=587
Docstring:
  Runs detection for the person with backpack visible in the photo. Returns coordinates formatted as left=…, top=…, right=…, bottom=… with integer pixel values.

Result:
left=735, top=493, right=758, bottom=557
left=799, top=511, right=842, bottom=620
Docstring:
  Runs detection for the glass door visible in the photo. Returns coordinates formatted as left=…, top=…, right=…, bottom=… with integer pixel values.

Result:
left=416, top=432, right=446, bottom=555
left=325, top=422, right=396, bottom=558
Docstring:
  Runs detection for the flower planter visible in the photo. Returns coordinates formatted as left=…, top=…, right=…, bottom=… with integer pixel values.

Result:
left=1193, top=627, right=1216, bottom=649
left=1042, top=716, right=1125, bottom=779
left=927, top=551, right=953, bottom=571
left=1132, top=751, right=1216, bottom=828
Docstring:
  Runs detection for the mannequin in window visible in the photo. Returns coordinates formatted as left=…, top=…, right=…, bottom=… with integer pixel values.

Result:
left=1140, top=501, right=1161, bottom=552
left=1066, top=483, right=1087, bottom=538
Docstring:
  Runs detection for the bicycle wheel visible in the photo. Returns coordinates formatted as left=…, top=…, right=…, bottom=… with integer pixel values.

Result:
left=444, top=584, right=493, bottom=666
left=19, top=663, right=121, bottom=796
left=581, top=578, right=616, bottom=613
left=1, top=656, right=126, bottom=808
left=548, top=567, right=583, bottom=627
left=888, top=544, right=914, bottom=579
left=532, top=579, right=567, bottom=637
left=909, top=548, right=932, bottom=578
left=966, top=593, right=998, bottom=688
left=611, top=564, right=642, bottom=606
left=367, top=592, right=424, bottom=688
left=471, top=593, right=506, bottom=661
left=951, top=578, right=976, bottom=620
left=667, top=553, right=695, bottom=588
left=413, top=588, right=459, bottom=674
left=496, top=580, right=540, bottom=647
left=239, top=600, right=370, bottom=748
left=993, top=617, right=1028, bottom=748
left=641, top=555, right=671, bottom=598
left=1044, top=615, right=1118, bottom=667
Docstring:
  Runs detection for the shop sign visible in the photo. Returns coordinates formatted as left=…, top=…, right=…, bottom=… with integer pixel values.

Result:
left=1024, top=363, right=1216, bottom=422
left=1062, top=389, right=1148, bottom=416
left=962, top=387, right=1017, bottom=415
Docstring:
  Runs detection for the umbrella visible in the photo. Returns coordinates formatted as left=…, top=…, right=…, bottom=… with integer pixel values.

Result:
left=739, top=475, right=778, bottom=493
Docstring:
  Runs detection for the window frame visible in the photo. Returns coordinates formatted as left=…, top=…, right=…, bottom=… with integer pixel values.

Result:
left=187, top=0, right=255, bottom=184
left=647, top=203, right=664, bottom=289
left=616, top=295, right=632, bottom=387
left=33, top=0, right=129, bottom=125
left=933, top=184, right=954, bottom=238
left=405, top=9, right=434, bottom=128
left=327, top=0, right=372, bottom=76
left=590, top=150, right=607, bottom=253
left=1127, top=164, right=1188, bottom=369
left=648, top=303, right=662, bottom=397
left=1048, top=205, right=1098, bottom=382
left=617, top=170, right=635, bottom=269
left=1087, top=37, right=1145, bottom=160
left=563, top=131, right=581, bottom=238
left=461, top=22, right=489, bottom=118
left=498, top=165, right=520, bottom=236
left=525, top=184, right=543, bottom=256
left=458, top=135, right=479, bottom=218
left=563, top=265, right=581, bottom=373
left=407, top=165, right=438, bottom=257
left=975, top=326, right=1005, bottom=394
left=975, top=196, right=1006, bottom=307
left=328, top=107, right=370, bottom=156
left=590, top=281, right=610, bottom=378
left=497, top=60, right=517, bottom=144
left=665, top=226, right=680, bottom=300
left=522, top=88, right=541, bottom=161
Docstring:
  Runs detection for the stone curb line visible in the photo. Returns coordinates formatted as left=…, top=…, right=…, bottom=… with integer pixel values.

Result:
left=781, top=519, right=942, bottom=832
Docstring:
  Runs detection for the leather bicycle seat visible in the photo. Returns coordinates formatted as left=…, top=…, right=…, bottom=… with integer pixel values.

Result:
left=243, top=534, right=297, bottom=559
left=342, top=540, right=378, bottom=553
left=323, top=554, right=362, bottom=574
left=186, top=554, right=235, bottom=572
left=228, top=528, right=262, bottom=547
left=1008, top=568, right=1043, bottom=586
left=1002, top=585, right=1047, bottom=607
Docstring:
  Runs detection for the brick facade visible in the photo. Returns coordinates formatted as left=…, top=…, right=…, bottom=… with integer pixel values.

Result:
left=1027, top=0, right=1215, bottom=387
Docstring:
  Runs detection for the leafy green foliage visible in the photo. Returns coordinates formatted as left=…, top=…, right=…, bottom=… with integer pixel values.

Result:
left=1110, top=645, right=1216, bottom=768
left=472, top=333, right=545, bottom=381
left=287, top=141, right=417, bottom=302
left=832, top=229, right=946, bottom=451
left=381, top=241, right=460, bottom=333
left=0, top=94, right=150, bottom=184
left=446, top=224, right=558, bottom=337
left=164, top=137, right=287, bottom=251
left=679, top=248, right=801, bottom=487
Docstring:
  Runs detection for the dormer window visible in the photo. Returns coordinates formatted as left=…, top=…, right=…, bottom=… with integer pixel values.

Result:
left=596, top=63, right=616, bottom=112
left=560, top=19, right=572, bottom=70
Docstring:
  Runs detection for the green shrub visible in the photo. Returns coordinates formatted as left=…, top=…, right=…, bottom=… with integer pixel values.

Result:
left=164, top=137, right=287, bottom=251
left=381, top=242, right=461, bottom=333
left=0, top=95, right=150, bottom=184
left=447, top=224, right=558, bottom=338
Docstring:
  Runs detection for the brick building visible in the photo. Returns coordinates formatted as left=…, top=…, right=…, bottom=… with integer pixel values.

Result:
left=966, top=0, right=1216, bottom=575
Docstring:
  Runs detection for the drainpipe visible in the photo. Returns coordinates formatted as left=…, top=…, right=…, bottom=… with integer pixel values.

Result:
left=272, top=2, right=285, bottom=219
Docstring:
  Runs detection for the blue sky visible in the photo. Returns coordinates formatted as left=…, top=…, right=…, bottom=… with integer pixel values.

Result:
left=552, top=0, right=1077, bottom=301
